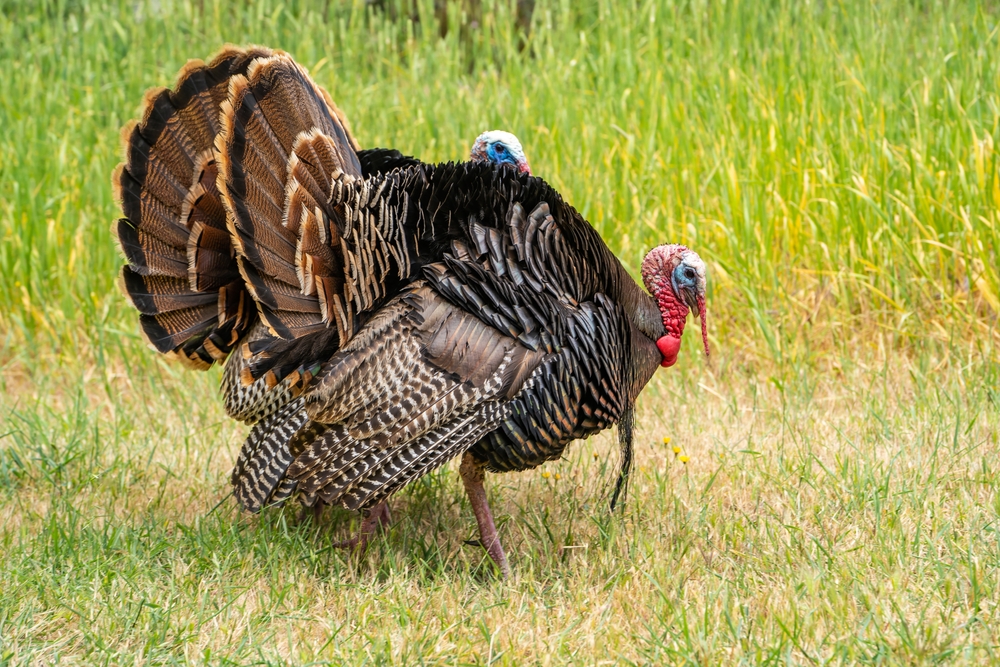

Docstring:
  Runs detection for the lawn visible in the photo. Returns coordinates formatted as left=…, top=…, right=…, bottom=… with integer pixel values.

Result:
left=1, top=0, right=998, bottom=664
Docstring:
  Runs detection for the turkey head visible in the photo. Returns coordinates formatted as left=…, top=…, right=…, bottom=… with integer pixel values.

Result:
left=470, top=130, right=531, bottom=174
left=640, top=245, right=710, bottom=368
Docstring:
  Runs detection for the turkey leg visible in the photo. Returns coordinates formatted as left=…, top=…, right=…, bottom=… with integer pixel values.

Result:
left=332, top=501, right=391, bottom=552
left=459, top=453, right=511, bottom=577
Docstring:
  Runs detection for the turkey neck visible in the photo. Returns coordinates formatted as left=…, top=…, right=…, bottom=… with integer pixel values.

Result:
left=606, top=258, right=667, bottom=341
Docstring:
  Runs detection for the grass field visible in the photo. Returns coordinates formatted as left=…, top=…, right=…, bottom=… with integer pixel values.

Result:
left=1, top=0, right=999, bottom=663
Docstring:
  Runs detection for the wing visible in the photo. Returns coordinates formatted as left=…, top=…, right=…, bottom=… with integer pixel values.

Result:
left=426, top=201, right=663, bottom=474
left=231, top=281, right=548, bottom=512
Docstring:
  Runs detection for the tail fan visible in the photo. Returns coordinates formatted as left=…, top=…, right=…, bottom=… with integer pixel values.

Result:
left=113, top=46, right=275, bottom=368
left=217, top=54, right=368, bottom=381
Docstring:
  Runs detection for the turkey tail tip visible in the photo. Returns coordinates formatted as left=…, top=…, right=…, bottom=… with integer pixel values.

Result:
left=138, top=321, right=213, bottom=370
left=115, top=121, right=138, bottom=167
left=171, top=57, right=210, bottom=89
left=110, top=156, right=129, bottom=206
left=114, top=218, right=146, bottom=271
left=137, top=85, right=169, bottom=126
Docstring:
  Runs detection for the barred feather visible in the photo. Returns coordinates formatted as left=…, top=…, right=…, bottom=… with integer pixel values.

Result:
left=113, top=46, right=279, bottom=368
left=117, top=47, right=679, bottom=536
left=231, top=398, right=311, bottom=512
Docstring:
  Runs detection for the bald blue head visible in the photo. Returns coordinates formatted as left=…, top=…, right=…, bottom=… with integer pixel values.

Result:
left=470, top=130, right=531, bottom=175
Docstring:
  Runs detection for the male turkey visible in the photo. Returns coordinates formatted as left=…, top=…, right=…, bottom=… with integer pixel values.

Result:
left=113, top=46, right=709, bottom=576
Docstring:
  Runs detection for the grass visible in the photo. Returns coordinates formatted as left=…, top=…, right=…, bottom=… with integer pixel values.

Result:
left=0, top=0, right=998, bottom=663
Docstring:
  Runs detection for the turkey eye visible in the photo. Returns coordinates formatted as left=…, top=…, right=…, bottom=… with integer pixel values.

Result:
left=684, top=267, right=696, bottom=280
left=494, top=144, right=506, bottom=154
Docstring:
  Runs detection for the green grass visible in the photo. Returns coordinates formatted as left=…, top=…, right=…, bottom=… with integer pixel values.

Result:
left=1, top=0, right=998, bottom=663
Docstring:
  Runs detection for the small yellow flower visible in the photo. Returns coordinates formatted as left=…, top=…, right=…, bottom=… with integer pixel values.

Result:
left=554, top=473, right=561, bottom=480
left=672, top=445, right=682, bottom=455
left=541, top=471, right=551, bottom=479
left=593, top=452, right=599, bottom=460
left=678, top=455, right=690, bottom=464
left=662, top=437, right=671, bottom=445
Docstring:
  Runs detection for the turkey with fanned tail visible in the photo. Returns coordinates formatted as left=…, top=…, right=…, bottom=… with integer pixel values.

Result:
left=113, top=46, right=709, bottom=577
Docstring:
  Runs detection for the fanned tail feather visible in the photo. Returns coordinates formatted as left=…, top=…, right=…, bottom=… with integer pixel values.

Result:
left=114, top=46, right=276, bottom=367
left=217, top=54, right=366, bottom=383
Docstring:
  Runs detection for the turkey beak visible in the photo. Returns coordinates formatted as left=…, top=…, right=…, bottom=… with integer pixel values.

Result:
left=697, top=295, right=710, bottom=358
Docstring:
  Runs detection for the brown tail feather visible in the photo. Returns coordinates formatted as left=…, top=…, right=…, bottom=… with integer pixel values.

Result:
left=113, top=46, right=278, bottom=367
left=187, top=221, right=241, bottom=291
left=216, top=54, right=364, bottom=386
left=120, top=268, right=217, bottom=314
left=138, top=304, right=220, bottom=369
left=237, top=259, right=323, bottom=314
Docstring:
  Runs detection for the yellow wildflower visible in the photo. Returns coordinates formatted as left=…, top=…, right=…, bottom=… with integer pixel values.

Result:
left=672, top=445, right=681, bottom=455
left=541, top=471, right=551, bottom=479
left=678, top=455, right=690, bottom=464
left=662, top=437, right=671, bottom=445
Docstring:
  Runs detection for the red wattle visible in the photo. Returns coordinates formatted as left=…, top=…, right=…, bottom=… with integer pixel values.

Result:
left=656, top=335, right=681, bottom=368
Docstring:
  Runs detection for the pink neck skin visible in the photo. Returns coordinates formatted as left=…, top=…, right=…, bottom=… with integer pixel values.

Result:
left=649, top=278, right=689, bottom=367
left=641, top=244, right=709, bottom=368
left=650, top=279, right=690, bottom=339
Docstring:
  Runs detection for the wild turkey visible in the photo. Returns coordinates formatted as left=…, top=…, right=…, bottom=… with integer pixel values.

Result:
left=113, top=46, right=709, bottom=576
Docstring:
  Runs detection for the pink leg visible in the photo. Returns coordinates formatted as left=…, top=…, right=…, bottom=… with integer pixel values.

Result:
left=460, top=453, right=510, bottom=578
left=332, top=500, right=391, bottom=552
left=375, top=501, right=392, bottom=529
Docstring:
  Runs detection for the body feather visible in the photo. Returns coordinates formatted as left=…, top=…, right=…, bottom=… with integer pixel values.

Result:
left=114, top=47, right=670, bottom=525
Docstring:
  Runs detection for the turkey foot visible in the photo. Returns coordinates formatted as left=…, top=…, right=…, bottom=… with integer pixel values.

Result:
left=332, top=501, right=391, bottom=552
left=459, top=453, right=511, bottom=578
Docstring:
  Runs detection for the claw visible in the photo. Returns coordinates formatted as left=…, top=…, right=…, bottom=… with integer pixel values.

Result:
left=331, top=501, right=391, bottom=553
